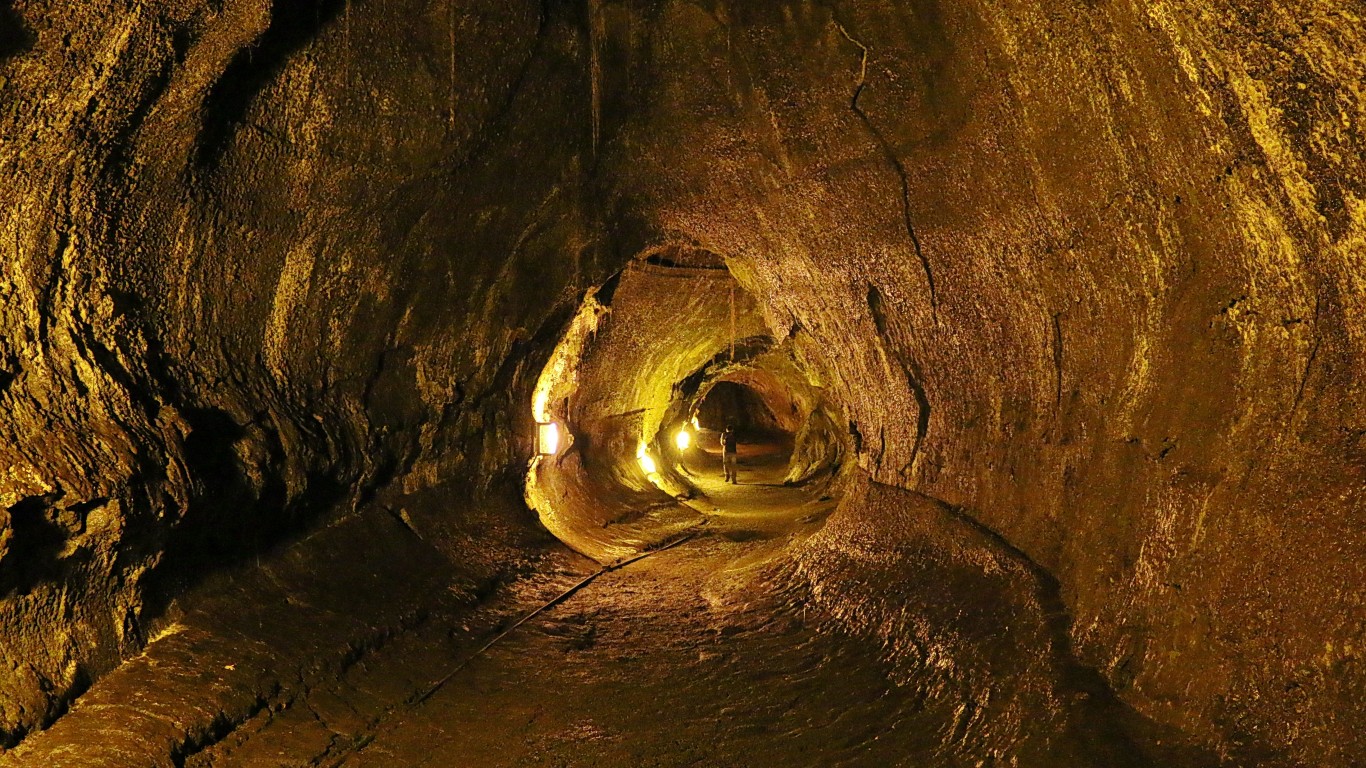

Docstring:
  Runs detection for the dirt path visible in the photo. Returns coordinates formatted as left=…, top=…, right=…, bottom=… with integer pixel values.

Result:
left=337, top=541, right=951, bottom=767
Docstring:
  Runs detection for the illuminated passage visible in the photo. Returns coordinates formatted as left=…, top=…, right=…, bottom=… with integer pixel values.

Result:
left=525, top=251, right=849, bottom=562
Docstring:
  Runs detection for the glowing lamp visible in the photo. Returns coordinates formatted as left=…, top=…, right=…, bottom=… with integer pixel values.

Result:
left=537, top=422, right=561, bottom=455
left=675, top=428, right=691, bottom=451
left=636, top=442, right=658, bottom=475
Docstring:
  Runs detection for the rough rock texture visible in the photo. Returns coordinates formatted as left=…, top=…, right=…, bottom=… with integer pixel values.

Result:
left=0, top=0, right=606, bottom=745
left=595, top=2, right=1365, bottom=763
left=2, top=507, right=475, bottom=767
left=792, top=478, right=1208, bottom=766
left=1, top=0, right=1363, bottom=764
left=526, top=261, right=769, bottom=559
left=526, top=258, right=845, bottom=559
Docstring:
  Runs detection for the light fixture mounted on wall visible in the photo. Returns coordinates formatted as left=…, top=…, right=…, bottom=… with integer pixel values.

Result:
left=636, top=442, right=658, bottom=475
left=537, top=421, right=562, bottom=456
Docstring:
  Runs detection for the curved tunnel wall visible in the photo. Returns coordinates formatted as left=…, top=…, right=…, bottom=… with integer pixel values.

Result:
left=0, top=0, right=610, bottom=743
left=602, top=1, right=1365, bottom=762
left=0, top=0, right=1362, bottom=762
left=526, top=255, right=851, bottom=562
left=528, top=258, right=774, bottom=559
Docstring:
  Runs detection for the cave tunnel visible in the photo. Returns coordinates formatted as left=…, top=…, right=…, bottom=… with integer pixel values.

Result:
left=526, top=254, right=848, bottom=569
left=693, top=381, right=790, bottom=437
left=0, top=0, right=1363, bottom=766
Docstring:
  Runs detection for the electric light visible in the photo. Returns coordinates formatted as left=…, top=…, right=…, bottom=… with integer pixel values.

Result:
left=537, top=422, right=561, bottom=455
left=636, top=442, right=657, bottom=475
left=675, top=428, right=691, bottom=450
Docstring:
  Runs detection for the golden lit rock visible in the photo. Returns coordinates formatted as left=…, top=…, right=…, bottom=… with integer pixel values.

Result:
left=0, top=0, right=1362, bottom=765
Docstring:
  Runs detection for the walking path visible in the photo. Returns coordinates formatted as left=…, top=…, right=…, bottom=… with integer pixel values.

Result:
left=313, top=449, right=954, bottom=767
left=8, top=445, right=981, bottom=768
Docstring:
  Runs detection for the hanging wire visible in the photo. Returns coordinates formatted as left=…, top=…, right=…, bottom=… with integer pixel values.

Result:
left=729, top=282, right=736, bottom=363
left=448, top=0, right=457, bottom=130
left=589, top=0, right=602, bottom=156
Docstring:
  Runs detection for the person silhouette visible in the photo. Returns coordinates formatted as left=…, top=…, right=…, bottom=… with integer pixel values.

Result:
left=721, top=424, right=739, bottom=483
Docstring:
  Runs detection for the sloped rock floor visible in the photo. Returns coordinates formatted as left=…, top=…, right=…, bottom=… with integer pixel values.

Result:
left=6, top=452, right=1055, bottom=767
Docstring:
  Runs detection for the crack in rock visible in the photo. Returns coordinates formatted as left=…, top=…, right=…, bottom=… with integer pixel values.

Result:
left=832, top=13, right=939, bottom=317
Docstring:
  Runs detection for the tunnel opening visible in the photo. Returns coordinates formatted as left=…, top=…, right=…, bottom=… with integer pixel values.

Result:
left=694, top=380, right=788, bottom=437
left=523, top=249, right=850, bottom=562
left=684, top=380, right=794, bottom=487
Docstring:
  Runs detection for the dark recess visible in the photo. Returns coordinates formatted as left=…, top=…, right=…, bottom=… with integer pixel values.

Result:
left=0, top=0, right=34, bottom=61
left=138, top=407, right=342, bottom=622
left=0, top=494, right=67, bottom=596
left=593, top=267, right=625, bottom=306
left=866, top=283, right=888, bottom=337
left=196, top=0, right=349, bottom=170
left=696, top=380, right=783, bottom=434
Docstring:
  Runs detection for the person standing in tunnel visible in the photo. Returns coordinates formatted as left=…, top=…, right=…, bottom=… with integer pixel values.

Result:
left=722, top=424, right=739, bottom=483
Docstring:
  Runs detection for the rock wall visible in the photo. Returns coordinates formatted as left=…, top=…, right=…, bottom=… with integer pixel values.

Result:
left=0, top=0, right=609, bottom=744
left=0, top=0, right=1362, bottom=762
left=599, top=1, right=1365, bottom=763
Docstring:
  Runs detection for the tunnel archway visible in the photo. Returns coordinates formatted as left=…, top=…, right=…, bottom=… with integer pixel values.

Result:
left=669, top=352, right=850, bottom=488
left=684, top=379, right=796, bottom=486
left=695, top=380, right=784, bottom=434
left=524, top=249, right=849, bottom=562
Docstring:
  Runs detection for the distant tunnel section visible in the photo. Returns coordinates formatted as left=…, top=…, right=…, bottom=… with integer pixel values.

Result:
left=695, top=381, right=788, bottom=434
left=524, top=248, right=848, bottom=562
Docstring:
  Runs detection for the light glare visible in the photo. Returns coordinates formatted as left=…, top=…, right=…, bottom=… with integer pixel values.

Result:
left=675, top=429, right=691, bottom=450
left=538, top=422, right=560, bottom=455
left=636, top=442, right=658, bottom=474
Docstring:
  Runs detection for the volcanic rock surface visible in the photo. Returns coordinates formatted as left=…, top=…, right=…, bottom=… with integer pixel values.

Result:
left=0, top=0, right=1362, bottom=765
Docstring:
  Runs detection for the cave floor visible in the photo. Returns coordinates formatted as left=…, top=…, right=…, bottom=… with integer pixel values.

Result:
left=331, top=549, right=946, bottom=766
left=188, top=459, right=968, bottom=767
left=9, top=456, right=990, bottom=768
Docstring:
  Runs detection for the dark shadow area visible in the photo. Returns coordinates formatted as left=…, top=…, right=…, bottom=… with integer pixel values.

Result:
left=0, top=0, right=34, bottom=61
left=0, top=494, right=67, bottom=597
left=137, top=407, right=343, bottom=624
left=695, top=380, right=784, bottom=434
left=196, top=0, right=348, bottom=170
left=640, top=245, right=727, bottom=270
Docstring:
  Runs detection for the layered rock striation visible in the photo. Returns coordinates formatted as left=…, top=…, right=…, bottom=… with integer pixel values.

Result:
left=0, top=0, right=1361, bottom=763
